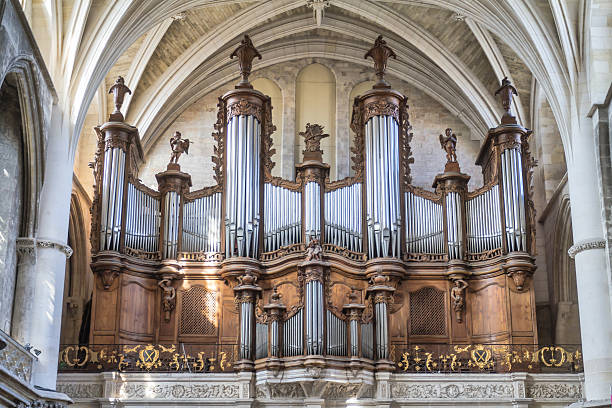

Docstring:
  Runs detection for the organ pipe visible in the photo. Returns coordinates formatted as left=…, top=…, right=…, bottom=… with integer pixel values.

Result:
left=324, top=183, right=362, bottom=252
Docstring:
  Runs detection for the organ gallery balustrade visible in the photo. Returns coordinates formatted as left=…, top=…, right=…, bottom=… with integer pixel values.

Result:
left=86, top=35, right=540, bottom=375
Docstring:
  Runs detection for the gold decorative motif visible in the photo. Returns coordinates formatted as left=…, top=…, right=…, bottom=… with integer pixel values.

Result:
left=59, top=344, right=236, bottom=373
left=396, top=344, right=583, bottom=373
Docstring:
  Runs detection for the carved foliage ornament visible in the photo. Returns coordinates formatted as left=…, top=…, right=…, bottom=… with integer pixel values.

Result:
left=227, top=98, right=263, bottom=122
left=89, top=127, right=106, bottom=253
left=261, top=96, right=277, bottom=181
left=363, top=100, right=399, bottom=124
left=399, top=99, right=414, bottom=187
left=211, top=97, right=225, bottom=187
left=350, top=97, right=365, bottom=179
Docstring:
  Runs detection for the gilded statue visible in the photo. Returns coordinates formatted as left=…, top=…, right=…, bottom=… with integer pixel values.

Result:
left=159, top=278, right=176, bottom=322
left=305, top=238, right=323, bottom=261
left=300, top=123, right=329, bottom=154
left=108, top=76, right=131, bottom=118
left=439, top=128, right=458, bottom=163
left=450, top=279, right=468, bottom=323
left=169, top=131, right=191, bottom=164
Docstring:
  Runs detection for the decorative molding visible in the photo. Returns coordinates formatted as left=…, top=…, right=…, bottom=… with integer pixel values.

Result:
left=0, top=331, right=35, bottom=384
left=526, top=383, right=583, bottom=399
left=56, top=383, right=104, bottom=399
left=16, top=401, right=67, bottom=408
left=16, top=237, right=73, bottom=261
left=227, top=98, right=263, bottom=122
left=568, top=238, right=606, bottom=259
left=118, top=383, right=239, bottom=399
left=391, top=383, right=514, bottom=399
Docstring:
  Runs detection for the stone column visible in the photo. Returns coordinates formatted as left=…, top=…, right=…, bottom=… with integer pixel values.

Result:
left=566, top=107, right=612, bottom=402
left=11, top=106, right=74, bottom=389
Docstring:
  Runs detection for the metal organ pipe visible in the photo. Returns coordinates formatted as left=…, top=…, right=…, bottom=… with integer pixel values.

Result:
left=365, top=115, right=401, bottom=258
left=444, top=191, right=464, bottom=259
left=100, top=147, right=127, bottom=251
left=283, top=309, right=303, bottom=357
left=404, top=191, right=444, bottom=254
left=323, top=183, right=362, bottom=253
left=263, top=183, right=302, bottom=252
left=225, top=114, right=261, bottom=258
left=501, top=148, right=527, bottom=252
left=181, top=192, right=222, bottom=253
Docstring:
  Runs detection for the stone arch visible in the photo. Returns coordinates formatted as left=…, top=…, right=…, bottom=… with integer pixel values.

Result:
left=295, top=63, right=337, bottom=179
left=551, top=195, right=580, bottom=344
left=60, top=192, right=93, bottom=344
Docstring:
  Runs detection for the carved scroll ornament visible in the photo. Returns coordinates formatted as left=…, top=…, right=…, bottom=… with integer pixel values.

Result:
left=350, top=97, right=365, bottom=179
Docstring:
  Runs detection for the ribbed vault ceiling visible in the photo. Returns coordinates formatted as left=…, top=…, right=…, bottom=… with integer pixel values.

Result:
left=83, top=0, right=545, bottom=155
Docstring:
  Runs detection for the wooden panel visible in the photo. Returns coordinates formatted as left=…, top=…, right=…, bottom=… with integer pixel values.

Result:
left=470, top=278, right=508, bottom=338
left=92, top=276, right=118, bottom=333
left=389, top=288, right=408, bottom=341
left=119, top=276, right=156, bottom=338
left=178, top=279, right=220, bottom=341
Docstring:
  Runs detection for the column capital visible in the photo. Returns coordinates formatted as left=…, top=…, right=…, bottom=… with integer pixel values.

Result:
left=16, top=237, right=73, bottom=263
left=568, top=238, right=606, bottom=259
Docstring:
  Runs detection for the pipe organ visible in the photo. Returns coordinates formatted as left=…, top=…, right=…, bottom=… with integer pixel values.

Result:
left=88, top=36, right=539, bottom=377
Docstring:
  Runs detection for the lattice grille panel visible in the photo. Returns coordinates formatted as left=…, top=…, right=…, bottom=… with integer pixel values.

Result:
left=180, top=286, right=217, bottom=335
left=409, top=287, right=446, bottom=336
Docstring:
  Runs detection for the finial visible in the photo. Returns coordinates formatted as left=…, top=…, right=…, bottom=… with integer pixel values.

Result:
left=108, top=76, right=131, bottom=122
left=495, top=76, right=518, bottom=125
left=364, top=35, right=397, bottom=89
left=230, top=34, right=262, bottom=89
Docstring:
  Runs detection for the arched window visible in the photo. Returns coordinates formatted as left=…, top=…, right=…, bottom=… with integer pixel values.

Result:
left=295, top=63, right=336, bottom=179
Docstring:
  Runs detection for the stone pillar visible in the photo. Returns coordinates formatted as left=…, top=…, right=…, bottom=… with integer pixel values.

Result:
left=233, top=270, right=262, bottom=371
left=11, top=106, right=74, bottom=389
left=566, top=107, right=612, bottom=402
left=366, top=273, right=395, bottom=371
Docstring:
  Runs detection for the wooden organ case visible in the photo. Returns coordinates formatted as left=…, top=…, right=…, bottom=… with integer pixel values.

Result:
left=88, top=35, right=538, bottom=373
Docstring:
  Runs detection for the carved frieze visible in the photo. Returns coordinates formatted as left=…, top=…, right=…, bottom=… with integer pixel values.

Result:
left=568, top=238, right=606, bottom=259
left=363, top=100, right=399, bottom=124
left=56, top=383, right=104, bottom=399
left=391, top=383, right=514, bottom=399
left=525, top=383, right=583, bottom=399
left=118, top=383, right=239, bottom=399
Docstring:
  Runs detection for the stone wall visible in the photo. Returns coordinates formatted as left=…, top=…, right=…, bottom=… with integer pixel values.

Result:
left=139, top=58, right=483, bottom=191
left=0, top=78, right=23, bottom=333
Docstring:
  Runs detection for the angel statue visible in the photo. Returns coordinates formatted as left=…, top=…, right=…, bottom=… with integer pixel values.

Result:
left=305, top=238, right=323, bottom=261
left=439, top=128, right=458, bottom=163
left=169, top=131, right=192, bottom=164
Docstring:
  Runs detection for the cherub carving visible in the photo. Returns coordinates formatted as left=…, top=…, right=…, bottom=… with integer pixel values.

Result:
left=108, top=76, right=131, bottom=117
left=300, top=123, right=329, bottom=153
left=439, top=128, right=457, bottom=163
left=169, top=131, right=191, bottom=164
left=305, top=238, right=323, bottom=261
left=450, top=279, right=468, bottom=323
left=159, top=278, right=176, bottom=322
